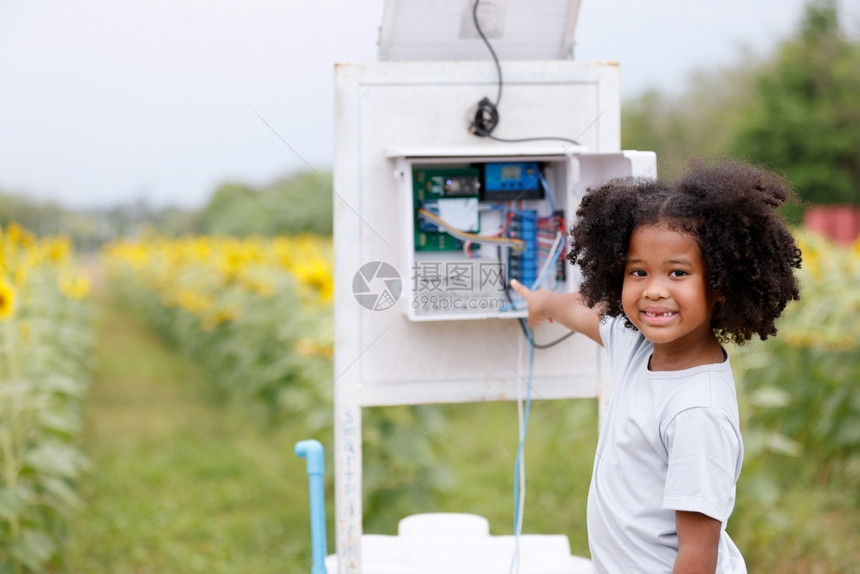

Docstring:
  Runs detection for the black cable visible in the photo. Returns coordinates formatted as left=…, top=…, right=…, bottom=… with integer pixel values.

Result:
left=470, top=0, right=502, bottom=136
left=477, top=132, right=582, bottom=146
left=470, top=97, right=500, bottom=137
left=518, top=318, right=577, bottom=349
left=472, top=1, right=502, bottom=107
left=468, top=0, right=581, bottom=146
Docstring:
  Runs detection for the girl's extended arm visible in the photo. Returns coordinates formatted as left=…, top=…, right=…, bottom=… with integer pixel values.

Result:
left=509, top=279, right=603, bottom=345
left=673, top=511, right=720, bottom=574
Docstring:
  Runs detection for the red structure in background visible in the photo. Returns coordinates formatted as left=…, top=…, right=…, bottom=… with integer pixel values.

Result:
left=804, top=205, right=860, bottom=245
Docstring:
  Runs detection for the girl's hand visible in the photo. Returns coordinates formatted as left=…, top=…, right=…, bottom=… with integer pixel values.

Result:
left=510, top=279, right=555, bottom=327
left=510, top=279, right=604, bottom=345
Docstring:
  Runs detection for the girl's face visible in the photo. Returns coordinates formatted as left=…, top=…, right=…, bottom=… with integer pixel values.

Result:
left=622, top=224, right=718, bottom=361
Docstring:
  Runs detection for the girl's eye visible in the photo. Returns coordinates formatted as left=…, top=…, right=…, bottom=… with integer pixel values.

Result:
left=669, top=270, right=688, bottom=277
left=630, top=269, right=646, bottom=277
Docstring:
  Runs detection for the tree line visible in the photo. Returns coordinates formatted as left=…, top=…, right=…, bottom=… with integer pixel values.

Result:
left=0, top=170, right=332, bottom=250
left=623, top=0, right=860, bottom=218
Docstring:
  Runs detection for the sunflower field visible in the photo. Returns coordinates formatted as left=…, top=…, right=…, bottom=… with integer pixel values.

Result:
left=102, top=233, right=335, bottom=424
left=733, top=231, right=860, bottom=473
left=729, top=231, right=860, bottom=571
left=102, top=232, right=454, bottom=533
left=0, top=224, right=94, bottom=572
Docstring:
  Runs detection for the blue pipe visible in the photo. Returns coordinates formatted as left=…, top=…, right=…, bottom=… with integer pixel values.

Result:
left=295, top=439, right=328, bottom=574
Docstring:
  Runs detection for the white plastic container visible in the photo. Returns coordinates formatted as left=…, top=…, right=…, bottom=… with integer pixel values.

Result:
left=325, top=513, right=593, bottom=574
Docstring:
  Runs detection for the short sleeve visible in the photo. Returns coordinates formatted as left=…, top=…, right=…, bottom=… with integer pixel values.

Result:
left=598, top=314, right=617, bottom=349
left=599, top=315, right=644, bottom=361
left=663, top=407, right=742, bottom=522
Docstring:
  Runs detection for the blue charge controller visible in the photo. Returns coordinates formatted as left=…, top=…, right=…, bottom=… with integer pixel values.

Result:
left=483, top=162, right=543, bottom=200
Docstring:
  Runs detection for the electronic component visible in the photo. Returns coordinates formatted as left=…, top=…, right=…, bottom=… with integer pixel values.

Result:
left=418, top=198, right=479, bottom=233
left=438, top=197, right=479, bottom=231
left=508, top=210, right=538, bottom=287
left=443, top=176, right=481, bottom=197
left=483, top=162, right=544, bottom=201
left=414, top=166, right=481, bottom=252
left=538, top=211, right=567, bottom=284
left=409, top=161, right=568, bottom=318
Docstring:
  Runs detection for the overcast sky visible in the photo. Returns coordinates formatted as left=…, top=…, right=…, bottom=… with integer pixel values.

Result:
left=1, top=0, right=857, bottom=209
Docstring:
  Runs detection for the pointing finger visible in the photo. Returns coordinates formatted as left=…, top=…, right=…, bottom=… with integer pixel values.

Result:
left=509, top=279, right=529, bottom=297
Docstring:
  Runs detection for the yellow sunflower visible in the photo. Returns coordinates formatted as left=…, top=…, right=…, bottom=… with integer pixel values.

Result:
left=0, top=278, right=17, bottom=320
left=59, top=274, right=90, bottom=300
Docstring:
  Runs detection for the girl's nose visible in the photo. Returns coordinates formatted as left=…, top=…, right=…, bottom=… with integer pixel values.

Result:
left=643, top=278, right=669, bottom=300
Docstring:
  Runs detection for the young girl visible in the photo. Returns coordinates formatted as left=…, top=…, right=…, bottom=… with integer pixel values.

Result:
left=511, top=161, right=802, bottom=573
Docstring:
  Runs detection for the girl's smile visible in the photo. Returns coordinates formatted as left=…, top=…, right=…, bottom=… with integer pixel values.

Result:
left=641, top=307, right=678, bottom=325
left=622, top=224, right=723, bottom=370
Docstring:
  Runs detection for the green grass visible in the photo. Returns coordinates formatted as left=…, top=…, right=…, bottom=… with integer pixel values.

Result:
left=448, top=399, right=597, bottom=555
left=60, top=295, right=318, bottom=573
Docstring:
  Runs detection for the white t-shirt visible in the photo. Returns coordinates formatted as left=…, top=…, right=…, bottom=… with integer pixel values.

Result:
left=588, top=316, right=747, bottom=574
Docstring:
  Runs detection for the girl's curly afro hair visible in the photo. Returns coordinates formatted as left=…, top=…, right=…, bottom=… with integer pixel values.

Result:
left=568, top=161, right=802, bottom=345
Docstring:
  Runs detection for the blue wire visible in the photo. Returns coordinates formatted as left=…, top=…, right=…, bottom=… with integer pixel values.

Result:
left=510, top=320, right=535, bottom=573
left=539, top=173, right=556, bottom=216
left=531, top=236, right=562, bottom=290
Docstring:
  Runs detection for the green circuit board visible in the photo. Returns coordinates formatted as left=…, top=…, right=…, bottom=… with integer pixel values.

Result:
left=413, top=165, right=481, bottom=252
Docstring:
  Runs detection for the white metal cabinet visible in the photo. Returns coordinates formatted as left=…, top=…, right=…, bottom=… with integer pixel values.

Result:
left=332, top=60, right=655, bottom=573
